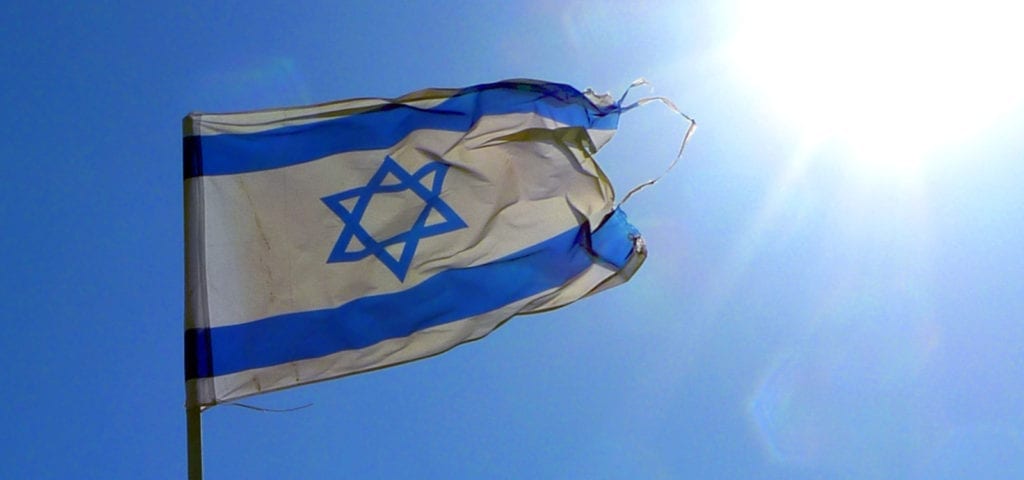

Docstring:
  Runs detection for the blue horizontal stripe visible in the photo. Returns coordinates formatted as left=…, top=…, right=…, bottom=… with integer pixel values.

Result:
left=184, top=80, right=621, bottom=179
left=185, top=209, right=637, bottom=380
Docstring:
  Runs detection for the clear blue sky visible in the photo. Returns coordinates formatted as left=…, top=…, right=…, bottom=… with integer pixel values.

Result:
left=3, top=1, right=1024, bottom=479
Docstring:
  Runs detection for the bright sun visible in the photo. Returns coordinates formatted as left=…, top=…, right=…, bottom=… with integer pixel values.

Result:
left=726, top=0, right=1024, bottom=179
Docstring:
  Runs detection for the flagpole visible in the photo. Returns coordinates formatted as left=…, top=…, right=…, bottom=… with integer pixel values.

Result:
left=186, top=383, right=204, bottom=480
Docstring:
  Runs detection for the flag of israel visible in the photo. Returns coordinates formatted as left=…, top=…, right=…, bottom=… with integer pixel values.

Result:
left=184, top=80, right=647, bottom=408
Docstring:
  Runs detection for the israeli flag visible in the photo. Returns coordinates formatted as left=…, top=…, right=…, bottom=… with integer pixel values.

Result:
left=184, top=80, right=646, bottom=408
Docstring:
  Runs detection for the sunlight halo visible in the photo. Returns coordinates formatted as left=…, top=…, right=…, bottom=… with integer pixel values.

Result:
left=725, top=0, right=1024, bottom=179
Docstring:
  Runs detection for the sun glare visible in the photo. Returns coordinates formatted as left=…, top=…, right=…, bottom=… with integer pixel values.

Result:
left=726, top=0, right=1024, bottom=179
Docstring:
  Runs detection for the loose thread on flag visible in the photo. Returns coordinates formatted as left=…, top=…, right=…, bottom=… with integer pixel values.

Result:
left=613, top=78, right=698, bottom=208
left=225, top=402, right=314, bottom=413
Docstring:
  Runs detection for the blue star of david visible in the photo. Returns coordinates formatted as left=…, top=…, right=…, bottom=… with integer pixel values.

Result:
left=321, top=156, right=467, bottom=281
